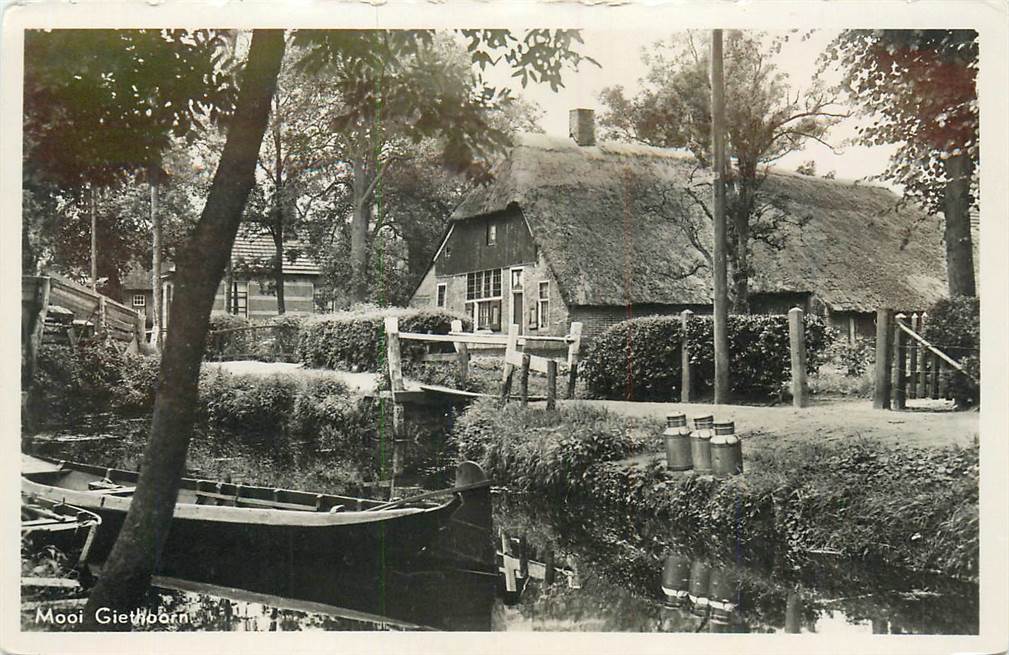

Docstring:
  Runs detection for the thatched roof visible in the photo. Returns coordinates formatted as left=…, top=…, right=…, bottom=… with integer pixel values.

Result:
left=450, top=134, right=948, bottom=312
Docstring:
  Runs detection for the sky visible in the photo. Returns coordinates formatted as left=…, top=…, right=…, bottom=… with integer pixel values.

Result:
left=486, top=29, right=899, bottom=185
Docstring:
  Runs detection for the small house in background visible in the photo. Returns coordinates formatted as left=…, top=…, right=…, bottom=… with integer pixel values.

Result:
left=158, top=232, right=321, bottom=335
left=409, top=109, right=950, bottom=343
left=209, top=231, right=322, bottom=319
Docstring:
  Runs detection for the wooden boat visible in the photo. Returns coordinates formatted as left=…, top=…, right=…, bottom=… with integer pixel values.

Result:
left=21, top=454, right=493, bottom=581
left=21, top=495, right=102, bottom=566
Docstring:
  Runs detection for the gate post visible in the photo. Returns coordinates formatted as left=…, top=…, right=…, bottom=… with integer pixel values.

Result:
left=908, top=313, right=919, bottom=399
left=873, top=308, right=894, bottom=409
left=788, top=308, right=809, bottom=408
left=893, top=314, right=908, bottom=410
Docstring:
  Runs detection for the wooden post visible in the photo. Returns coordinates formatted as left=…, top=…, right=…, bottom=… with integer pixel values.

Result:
left=519, top=353, right=531, bottom=406
left=546, top=359, right=558, bottom=410
left=930, top=352, right=941, bottom=400
left=450, top=319, right=469, bottom=386
left=97, top=295, right=107, bottom=339
left=788, top=307, right=809, bottom=408
left=938, top=359, right=949, bottom=399
left=133, top=311, right=146, bottom=352
left=893, top=314, right=908, bottom=410
left=543, top=550, right=556, bottom=585
left=566, top=322, right=583, bottom=399
left=384, top=317, right=405, bottom=392
left=90, top=187, right=98, bottom=290
left=917, top=312, right=929, bottom=397
left=500, top=323, right=519, bottom=404
left=680, top=309, right=693, bottom=403
left=873, top=308, right=893, bottom=409
left=908, top=313, right=919, bottom=399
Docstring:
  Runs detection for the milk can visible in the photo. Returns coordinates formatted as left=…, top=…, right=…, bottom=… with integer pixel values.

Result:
left=661, top=552, right=692, bottom=608
left=708, top=566, right=740, bottom=626
left=663, top=413, right=693, bottom=471
left=690, top=415, right=714, bottom=474
left=710, top=421, right=743, bottom=476
left=687, top=559, right=711, bottom=616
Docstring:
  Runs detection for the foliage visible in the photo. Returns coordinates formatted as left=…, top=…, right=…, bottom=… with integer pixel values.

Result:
left=828, top=336, right=875, bottom=378
left=923, top=296, right=980, bottom=406
left=598, top=31, right=845, bottom=311
left=823, top=30, right=978, bottom=214
left=297, top=305, right=470, bottom=372
left=580, top=314, right=834, bottom=401
left=451, top=400, right=656, bottom=498
left=30, top=341, right=126, bottom=423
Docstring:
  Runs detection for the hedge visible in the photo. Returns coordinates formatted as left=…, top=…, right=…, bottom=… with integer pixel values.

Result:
left=923, top=296, right=980, bottom=407
left=205, top=314, right=306, bottom=362
left=297, top=305, right=471, bottom=373
left=580, top=314, right=834, bottom=401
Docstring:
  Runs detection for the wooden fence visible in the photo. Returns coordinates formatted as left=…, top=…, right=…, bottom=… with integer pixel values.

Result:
left=873, top=309, right=977, bottom=410
left=205, top=323, right=301, bottom=362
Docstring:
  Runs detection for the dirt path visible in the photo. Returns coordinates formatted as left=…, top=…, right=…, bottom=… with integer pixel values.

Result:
left=570, top=397, right=978, bottom=450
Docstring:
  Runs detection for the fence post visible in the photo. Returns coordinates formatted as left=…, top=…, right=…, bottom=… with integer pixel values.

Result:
left=546, top=359, right=558, bottom=410
left=519, top=353, right=531, bottom=407
left=938, top=359, right=949, bottom=399
left=566, top=322, right=583, bottom=399
left=873, top=308, right=893, bottom=409
left=788, top=308, right=809, bottom=408
left=893, top=314, right=908, bottom=410
left=450, top=319, right=469, bottom=386
left=930, top=352, right=941, bottom=400
left=681, top=310, right=693, bottom=403
left=97, top=295, right=108, bottom=339
left=384, top=316, right=405, bottom=393
left=917, top=312, right=929, bottom=397
left=908, top=313, right=919, bottom=399
left=499, top=323, right=519, bottom=405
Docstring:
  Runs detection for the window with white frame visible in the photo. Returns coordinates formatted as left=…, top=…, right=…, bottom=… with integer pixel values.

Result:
left=465, top=269, right=502, bottom=331
left=537, top=281, right=550, bottom=329
left=436, top=283, right=447, bottom=308
left=132, top=294, right=146, bottom=308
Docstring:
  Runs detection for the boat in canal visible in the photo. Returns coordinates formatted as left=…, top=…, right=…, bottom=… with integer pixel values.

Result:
left=21, top=454, right=493, bottom=581
left=21, top=495, right=102, bottom=566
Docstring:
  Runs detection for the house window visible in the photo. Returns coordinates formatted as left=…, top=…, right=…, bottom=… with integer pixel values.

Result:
left=436, top=283, right=447, bottom=308
left=537, top=281, right=550, bottom=329
left=465, top=269, right=503, bottom=331
left=486, top=222, right=497, bottom=246
left=510, top=268, right=523, bottom=291
left=132, top=294, right=146, bottom=307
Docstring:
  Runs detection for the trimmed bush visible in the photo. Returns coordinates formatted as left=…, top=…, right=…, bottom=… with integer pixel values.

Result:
left=923, top=296, right=980, bottom=407
left=297, top=305, right=471, bottom=373
left=580, top=314, right=834, bottom=401
left=30, top=341, right=129, bottom=424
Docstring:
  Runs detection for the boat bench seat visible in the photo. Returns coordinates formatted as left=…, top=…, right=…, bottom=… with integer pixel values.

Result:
left=192, top=488, right=323, bottom=512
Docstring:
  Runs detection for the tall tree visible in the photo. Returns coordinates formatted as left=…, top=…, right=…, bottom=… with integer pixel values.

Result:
left=21, top=28, right=592, bottom=624
left=824, top=29, right=978, bottom=297
left=599, top=31, right=846, bottom=312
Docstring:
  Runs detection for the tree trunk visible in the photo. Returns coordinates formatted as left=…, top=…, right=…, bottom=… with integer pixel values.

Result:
left=273, top=227, right=285, bottom=314
left=350, top=158, right=373, bottom=304
left=942, top=151, right=976, bottom=297
left=82, top=30, right=285, bottom=628
left=271, top=97, right=286, bottom=314
left=150, top=168, right=163, bottom=348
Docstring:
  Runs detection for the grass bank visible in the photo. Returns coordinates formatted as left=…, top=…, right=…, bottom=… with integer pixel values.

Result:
left=451, top=400, right=978, bottom=580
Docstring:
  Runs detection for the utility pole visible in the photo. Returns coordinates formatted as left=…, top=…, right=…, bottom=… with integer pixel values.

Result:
left=90, top=185, right=98, bottom=290
left=710, top=29, right=730, bottom=404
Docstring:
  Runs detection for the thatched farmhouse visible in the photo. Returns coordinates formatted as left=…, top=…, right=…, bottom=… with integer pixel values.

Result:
left=409, top=110, right=950, bottom=342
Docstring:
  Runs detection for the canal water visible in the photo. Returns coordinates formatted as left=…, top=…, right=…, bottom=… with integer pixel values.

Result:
left=22, top=425, right=978, bottom=634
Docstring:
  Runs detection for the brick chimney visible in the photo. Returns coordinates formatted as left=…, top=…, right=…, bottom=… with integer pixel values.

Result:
left=569, top=108, right=596, bottom=147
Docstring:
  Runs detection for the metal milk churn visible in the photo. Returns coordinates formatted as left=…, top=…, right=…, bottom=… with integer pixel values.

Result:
left=663, top=413, right=693, bottom=471
left=710, top=421, right=743, bottom=476
left=690, top=415, right=714, bottom=474
left=687, top=559, right=712, bottom=616
left=708, top=565, right=740, bottom=626
left=661, top=552, right=692, bottom=608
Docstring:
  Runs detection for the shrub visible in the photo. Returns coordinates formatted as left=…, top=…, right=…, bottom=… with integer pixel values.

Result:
left=580, top=314, right=835, bottom=401
left=451, top=400, right=657, bottom=497
left=297, top=305, right=471, bottom=373
left=198, top=371, right=298, bottom=439
left=923, top=296, right=980, bottom=407
left=112, top=353, right=161, bottom=416
left=828, top=337, right=875, bottom=377
left=205, top=314, right=255, bottom=361
left=30, top=341, right=126, bottom=424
